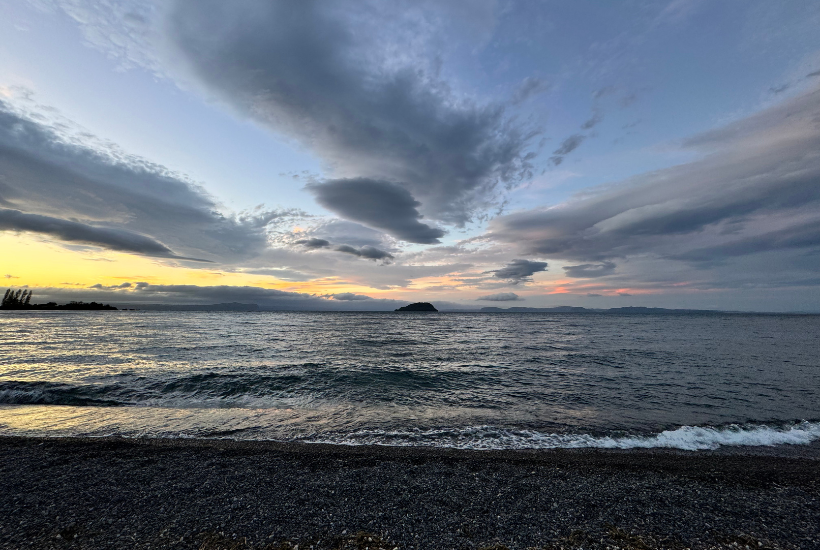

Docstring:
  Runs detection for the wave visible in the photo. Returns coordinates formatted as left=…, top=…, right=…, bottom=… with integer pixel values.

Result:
left=0, top=368, right=504, bottom=408
left=0, top=381, right=125, bottom=407
left=306, top=421, right=820, bottom=451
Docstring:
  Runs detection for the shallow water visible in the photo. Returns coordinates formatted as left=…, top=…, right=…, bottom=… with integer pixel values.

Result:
left=1, top=311, right=818, bottom=450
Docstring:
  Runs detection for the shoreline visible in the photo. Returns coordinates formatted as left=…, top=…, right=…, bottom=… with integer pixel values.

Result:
left=1, top=436, right=818, bottom=549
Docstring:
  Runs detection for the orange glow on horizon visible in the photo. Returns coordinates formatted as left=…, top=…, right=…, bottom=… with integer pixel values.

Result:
left=0, top=233, right=377, bottom=296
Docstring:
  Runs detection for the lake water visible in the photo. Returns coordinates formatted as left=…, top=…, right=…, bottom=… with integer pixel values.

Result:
left=1, top=311, right=818, bottom=450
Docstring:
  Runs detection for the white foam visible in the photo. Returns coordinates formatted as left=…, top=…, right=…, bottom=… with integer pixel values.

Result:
left=307, top=421, right=820, bottom=451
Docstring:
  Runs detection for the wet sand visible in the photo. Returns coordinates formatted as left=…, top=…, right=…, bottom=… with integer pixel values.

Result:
left=1, top=436, right=818, bottom=549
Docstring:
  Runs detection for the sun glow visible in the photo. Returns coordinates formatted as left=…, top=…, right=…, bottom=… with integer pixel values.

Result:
left=0, top=233, right=371, bottom=296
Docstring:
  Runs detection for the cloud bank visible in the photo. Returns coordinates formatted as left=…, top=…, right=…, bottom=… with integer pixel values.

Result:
left=563, top=261, right=616, bottom=278
left=167, top=0, right=534, bottom=238
left=490, top=86, right=820, bottom=278
left=23, top=283, right=476, bottom=311
left=489, top=259, right=548, bottom=284
left=0, top=208, right=201, bottom=260
left=0, top=100, right=281, bottom=263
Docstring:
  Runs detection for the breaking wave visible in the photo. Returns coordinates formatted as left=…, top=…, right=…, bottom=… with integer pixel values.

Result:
left=306, top=421, right=820, bottom=451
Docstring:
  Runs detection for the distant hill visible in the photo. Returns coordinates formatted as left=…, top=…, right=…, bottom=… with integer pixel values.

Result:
left=480, top=306, right=587, bottom=313
left=395, top=302, right=438, bottom=312
left=479, top=306, right=725, bottom=314
left=122, top=303, right=260, bottom=311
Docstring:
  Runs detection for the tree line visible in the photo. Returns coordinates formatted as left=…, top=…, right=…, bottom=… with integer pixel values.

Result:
left=1, top=288, right=117, bottom=310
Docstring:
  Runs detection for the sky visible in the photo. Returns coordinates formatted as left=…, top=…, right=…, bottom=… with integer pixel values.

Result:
left=2, top=0, right=820, bottom=311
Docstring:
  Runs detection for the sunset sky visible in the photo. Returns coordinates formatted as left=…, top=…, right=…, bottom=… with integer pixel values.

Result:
left=2, top=0, right=820, bottom=311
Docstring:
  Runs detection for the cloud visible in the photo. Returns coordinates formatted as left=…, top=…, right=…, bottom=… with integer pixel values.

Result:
left=167, top=0, right=534, bottom=229
left=476, top=292, right=522, bottom=301
left=670, top=219, right=820, bottom=264
left=563, top=261, right=616, bottom=278
left=328, top=293, right=373, bottom=301
left=550, top=134, right=586, bottom=165
left=489, top=259, right=548, bottom=283
left=333, top=244, right=394, bottom=261
left=28, top=283, right=474, bottom=311
left=304, top=219, right=390, bottom=250
left=296, top=238, right=331, bottom=249
left=511, top=77, right=550, bottom=105
left=487, top=85, right=820, bottom=284
left=769, top=83, right=791, bottom=95
left=89, top=282, right=134, bottom=290
left=581, top=110, right=603, bottom=130
left=308, top=178, right=444, bottom=244
left=0, top=208, right=207, bottom=260
left=0, top=100, right=285, bottom=263
left=82, top=283, right=359, bottom=309
left=296, top=231, right=394, bottom=261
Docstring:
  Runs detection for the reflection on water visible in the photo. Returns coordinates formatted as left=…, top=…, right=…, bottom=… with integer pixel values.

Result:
left=0, top=311, right=818, bottom=448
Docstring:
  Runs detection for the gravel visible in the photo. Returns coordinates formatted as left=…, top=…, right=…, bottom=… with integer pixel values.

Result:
left=0, top=436, right=818, bottom=549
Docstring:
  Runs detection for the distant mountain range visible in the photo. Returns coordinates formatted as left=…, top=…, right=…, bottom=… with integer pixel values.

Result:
left=478, top=306, right=726, bottom=314
left=76, top=303, right=817, bottom=314
left=119, top=302, right=260, bottom=311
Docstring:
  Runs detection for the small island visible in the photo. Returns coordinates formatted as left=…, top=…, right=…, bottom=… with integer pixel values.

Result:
left=395, top=302, right=438, bottom=312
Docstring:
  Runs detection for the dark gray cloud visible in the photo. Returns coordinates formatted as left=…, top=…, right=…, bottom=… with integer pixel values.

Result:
left=295, top=238, right=331, bottom=249
left=671, top=219, right=820, bottom=264
left=0, top=208, right=206, bottom=260
left=92, top=283, right=371, bottom=310
left=550, top=134, right=586, bottom=165
left=488, top=86, right=820, bottom=282
left=333, top=245, right=394, bottom=261
left=490, top=259, right=548, bottom=283
left=0, top=100, right=284, bottom=263
left=308, top=178, right=444, bottom=244
left=476, top=292, right=522, bottom=301
left=807, top=70, right=820, bottom=78
left=295, top=230, right=394, bottom=261
left=167, top=0, right=534, bottom=231
left=563, top=261, right=616, bottom=278
left=329, top=293, right=372, bottom=301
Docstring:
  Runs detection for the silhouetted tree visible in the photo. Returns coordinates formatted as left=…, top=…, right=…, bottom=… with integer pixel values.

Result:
left=2, top=288, right=30, bottom=309
left=1, top=287, right=116, bottom=310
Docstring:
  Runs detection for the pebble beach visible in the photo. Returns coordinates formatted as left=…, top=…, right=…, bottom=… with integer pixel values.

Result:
left=1, top=436, right=818, bottom=550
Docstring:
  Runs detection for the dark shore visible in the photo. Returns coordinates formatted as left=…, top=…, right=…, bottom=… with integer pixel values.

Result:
left=1, top=437, right=818, bottom=550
